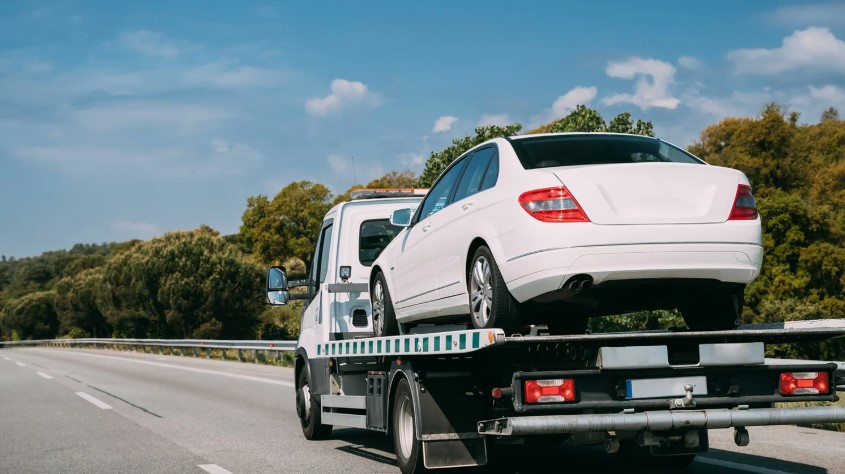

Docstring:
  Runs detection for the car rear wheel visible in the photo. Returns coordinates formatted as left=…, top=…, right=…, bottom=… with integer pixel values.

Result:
left=682, top=290, right=742, bottom=331
left=468, top=246, right=519, bottom=333
left=372, top=272, right=399, bottom=337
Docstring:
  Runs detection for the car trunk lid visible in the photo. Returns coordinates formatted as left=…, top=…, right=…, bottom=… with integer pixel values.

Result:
left=550, top=163, right=741, bottom=225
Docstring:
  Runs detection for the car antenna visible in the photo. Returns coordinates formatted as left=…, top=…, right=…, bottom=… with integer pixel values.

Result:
left=351, top=155, right=358, bottom=185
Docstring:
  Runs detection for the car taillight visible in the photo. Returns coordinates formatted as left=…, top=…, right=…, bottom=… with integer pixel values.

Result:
left=779, top=372, right=829, bottom=396
left=519, top=187, right=590, bottom=222
left=523, top=379, right=576, bottom=403
left=729, top=184, right=758, bottom=220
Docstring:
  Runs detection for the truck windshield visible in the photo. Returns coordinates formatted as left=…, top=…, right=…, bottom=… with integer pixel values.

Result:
left=510, top=134, right=703, bottom=169
left=359, top=219, right=402, bottom=266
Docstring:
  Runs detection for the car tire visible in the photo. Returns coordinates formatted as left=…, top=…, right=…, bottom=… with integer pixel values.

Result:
left=468, top=246, right=519, bottom=333
left=297, top=368, right=332, bottom=440
left=372, top=272, right=399, bottom=337
left=392, top=378, right=429, bottom=474
left=682, top=289, right=742, bottom=331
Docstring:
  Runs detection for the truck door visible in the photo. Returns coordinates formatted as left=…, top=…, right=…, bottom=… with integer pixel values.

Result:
left=300, top=220, right=334, bottom=350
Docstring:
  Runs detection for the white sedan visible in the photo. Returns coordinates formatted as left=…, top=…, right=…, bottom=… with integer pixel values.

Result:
left=369, top=133, right=762, bottom=336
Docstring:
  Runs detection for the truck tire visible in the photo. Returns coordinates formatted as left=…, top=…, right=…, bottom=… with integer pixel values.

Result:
left=681, top=290, right=742, bottom=331
left=392, top=378, right=429, bottom=474
left=297, top=368, right=332, bottom=440
left=468, top=246, right=519, bottom=334
left=372, top=272, right=399, bottom=337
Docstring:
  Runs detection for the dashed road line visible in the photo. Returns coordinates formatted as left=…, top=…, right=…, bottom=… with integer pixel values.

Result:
left=15, top=361, right=26, bottom=367
left=696, top=456, right=794, bottom=474
left=3, top=356, right=10, bottom=361
left=198, top=464, right=233, bottom=474
left=75, top=392, right=113, bottom=410
left=36, top=372, right=54, bottom=379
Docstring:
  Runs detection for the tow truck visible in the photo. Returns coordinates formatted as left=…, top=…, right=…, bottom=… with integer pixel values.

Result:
left=265, top=189, right=845, bottom=473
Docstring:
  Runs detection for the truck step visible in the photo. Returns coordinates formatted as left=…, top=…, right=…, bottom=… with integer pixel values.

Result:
left=321, top=395, right=366, bottom=409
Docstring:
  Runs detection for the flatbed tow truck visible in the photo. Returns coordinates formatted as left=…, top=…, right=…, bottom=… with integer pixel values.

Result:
left=266, top=190, right=845, bottom=473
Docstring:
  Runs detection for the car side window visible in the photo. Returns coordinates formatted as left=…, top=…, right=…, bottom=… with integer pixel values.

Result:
left=453, top=147, right=495, bottom=202
left=417, top=158, right=468, bottom=220
left=479, top=150, right=499, bottom=191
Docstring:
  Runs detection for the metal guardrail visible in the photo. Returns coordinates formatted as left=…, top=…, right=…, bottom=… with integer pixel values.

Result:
left=0, top=337, right=297, bottom=363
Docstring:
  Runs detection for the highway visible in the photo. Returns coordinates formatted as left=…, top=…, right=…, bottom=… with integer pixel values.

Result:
left=1, top=347, right=843, bottom=473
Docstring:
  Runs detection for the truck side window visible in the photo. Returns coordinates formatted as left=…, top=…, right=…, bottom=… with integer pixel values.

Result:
left=359, top=219, right=402, bottom=266
left=311, top=223, right=334, bottom=291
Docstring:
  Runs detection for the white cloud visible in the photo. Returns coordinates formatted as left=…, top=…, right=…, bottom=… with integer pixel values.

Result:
left=398, top=152, right=426, bottom=169
left=432, top=115, right=458, bottom=133
left=305, top=79, right=381, bottom=117
left=112, top=220, right=161, bottom=238
left=767, top=3, right=845, bottom=28
left=809, top=84, right=845, bottom=103
left=551, top=86, right=598, bottom=117
left=678, top=56, right=703, bottom=70
left=602, top=57, right=680, bottom=110
left=184, top=62, right=283, bottom=88
left=118, top=30, right=180, bottom=58
left=681, top=86, right=781, bottom=118
left=476, top=113, right=510, bottom=127
left=327, top=153, right=350, bottom=174
left=73, top=102, right=235, bottom=134
left=727, top=27, right=845, bottom=76
left=207, top=139, right=264, bottom=174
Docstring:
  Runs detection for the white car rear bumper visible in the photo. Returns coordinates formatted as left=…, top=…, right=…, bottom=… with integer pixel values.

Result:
left=500, top=243, right=763, bottom=303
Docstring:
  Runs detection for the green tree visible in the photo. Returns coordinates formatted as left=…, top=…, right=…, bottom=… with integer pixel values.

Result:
left=529, top=106, right=655, bottom=137
left=0, top=291, right=59, bottom=340
left=241, top=181, right=333, bottom=266
left=100, top=227, right=264, bottom=339
left=54, top=268, right=109, bottom=337
left=821, top=107, right=839, bottom=122
left=418, top=124, right=523, bottom=187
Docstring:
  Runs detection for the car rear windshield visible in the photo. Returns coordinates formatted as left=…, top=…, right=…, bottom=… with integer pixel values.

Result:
left=510, top=134, right=703, bottom=169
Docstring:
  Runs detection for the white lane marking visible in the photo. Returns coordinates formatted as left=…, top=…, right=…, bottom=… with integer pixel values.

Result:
left=158, top=357, right=168, bottom=361
left=3, top=357, right=10, bottom=360
left=75, top=391, right=113, bottom=410
left=198, top=464, right=233, bottom=474
left=696, top=457, right=793, bottom=474
left=15, top=362, right=26, bottom=367
left=36, top=372, right=54, bottom=379
left=54, top=351, right=294, bottom=387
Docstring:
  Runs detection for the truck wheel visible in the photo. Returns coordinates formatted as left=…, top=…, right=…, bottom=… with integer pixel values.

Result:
left=373, top=272, right=399, bottom=337
left=468, top=246, right=519, bottom=333
left=682, top=290, right=742, bottom=331
left=392, top=378, right=429, bottom=474
left=297, top=368, right=332, bottom=440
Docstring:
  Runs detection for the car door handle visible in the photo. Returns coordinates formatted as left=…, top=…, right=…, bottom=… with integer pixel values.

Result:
left=461, top=202, right=474, bottom=210
left=422, top=224, right=431, bottom=232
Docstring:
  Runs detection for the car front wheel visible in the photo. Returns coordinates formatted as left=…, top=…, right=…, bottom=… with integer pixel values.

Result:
left=468, top=246, right=519, bottom=333
left=372, top=272, right=399, bottom=337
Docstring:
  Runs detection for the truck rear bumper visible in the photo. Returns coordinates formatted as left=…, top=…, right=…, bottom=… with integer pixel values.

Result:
left=478, top=406, right=845, bottom=436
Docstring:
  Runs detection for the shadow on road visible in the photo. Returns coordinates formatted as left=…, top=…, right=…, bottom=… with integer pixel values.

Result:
left=329, top=429, right=829, bottom=473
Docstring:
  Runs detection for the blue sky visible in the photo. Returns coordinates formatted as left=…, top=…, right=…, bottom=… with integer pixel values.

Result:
left=2, top=1, right=845, bottom=258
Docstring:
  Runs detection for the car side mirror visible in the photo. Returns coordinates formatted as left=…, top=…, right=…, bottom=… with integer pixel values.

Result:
left=266, top=266, right=290, bottom=305
left=390, top=208, right=413, bottom=227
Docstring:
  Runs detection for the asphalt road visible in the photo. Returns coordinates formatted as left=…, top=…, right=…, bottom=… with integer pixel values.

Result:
left=1, top=347, right=844, bottom=474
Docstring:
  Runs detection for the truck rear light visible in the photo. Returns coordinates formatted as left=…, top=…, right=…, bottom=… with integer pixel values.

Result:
left=524, top=378, right=576, bottom=404
left=779, top=372, right=829, bottom=396
left=518, top=187, right=590, bottom=222
left=729, top=184, right=758, bottom=220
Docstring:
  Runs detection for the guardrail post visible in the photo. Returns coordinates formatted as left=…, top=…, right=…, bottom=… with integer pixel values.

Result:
left=206, top=348, right=211, bottom=359
left=237, top=349, right=242, bottom=362
left=192, top=347, right=197, bottom=358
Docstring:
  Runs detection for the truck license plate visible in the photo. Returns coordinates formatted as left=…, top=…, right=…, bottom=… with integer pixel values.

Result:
left=625, top=376, right=707, bottom=399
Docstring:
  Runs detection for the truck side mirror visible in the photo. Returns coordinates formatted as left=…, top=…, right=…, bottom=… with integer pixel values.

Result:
left=390, top=208, right=413, bottom=227
left=267, top=266, right=290, bottom=305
